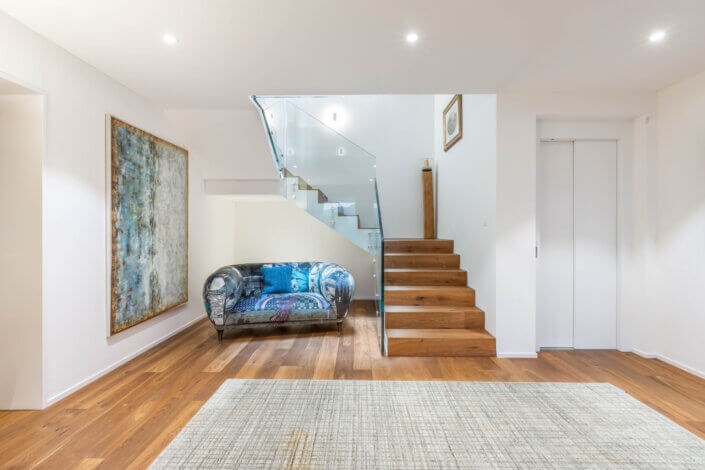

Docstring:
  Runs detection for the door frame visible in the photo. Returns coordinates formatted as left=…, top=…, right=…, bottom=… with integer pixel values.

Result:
left=535, top=119, right=634, bottom=352
left=0, top=70, right=48, bottom=408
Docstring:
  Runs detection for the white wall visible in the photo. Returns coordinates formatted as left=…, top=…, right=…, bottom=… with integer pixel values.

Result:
left=0, top=92, right=43, bottom=409
left=627, top=69, right=705, bottom=378
left=283, top=96, right=435, bottom=238
left=495, top=92, right=654, bottom=357
left=433, top=94, right=497, bottom=335
left=0, top=11, right=204, bottom=406
left=165, top=108, right=375, bottom=299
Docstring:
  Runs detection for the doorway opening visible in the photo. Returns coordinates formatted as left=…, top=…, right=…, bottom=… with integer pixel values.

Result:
left=536, top=139, right=617, bottom=350
left=534, top=119, right=629, bottom=352
left=0, top=76, right=44, bottom=409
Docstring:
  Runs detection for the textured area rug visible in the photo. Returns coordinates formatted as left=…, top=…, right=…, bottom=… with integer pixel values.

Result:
left=151, top=380, right=705, bottom=469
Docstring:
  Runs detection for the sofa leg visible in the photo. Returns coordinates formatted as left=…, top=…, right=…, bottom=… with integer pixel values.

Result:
left=336, top=321, right=343, bottom=335
left=217, top=329, right=224, bottom=342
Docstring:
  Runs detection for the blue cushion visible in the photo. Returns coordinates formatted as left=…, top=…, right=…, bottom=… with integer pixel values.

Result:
left=290, top=266, right=310, bottom=292
left=262, top=265, right=292, bottom=294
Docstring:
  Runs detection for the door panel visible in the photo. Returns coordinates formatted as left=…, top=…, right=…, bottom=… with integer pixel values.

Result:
left=536, top=141, right=574, bottom=348
left=573, top=141, right=617, bottom=349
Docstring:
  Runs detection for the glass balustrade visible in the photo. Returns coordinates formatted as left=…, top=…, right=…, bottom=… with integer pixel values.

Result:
left=252, top=96, right=386, bottom=353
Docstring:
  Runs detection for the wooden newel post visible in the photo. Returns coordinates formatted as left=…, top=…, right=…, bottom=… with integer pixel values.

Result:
left=422, top=159, right=435, bottom=239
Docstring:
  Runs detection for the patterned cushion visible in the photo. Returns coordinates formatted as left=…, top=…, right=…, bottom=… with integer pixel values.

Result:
left=290, top=266, right=310, bottom=292
left=241, top=275, right=263, bottom=297
left=309, top=263, right=353, bottom=301
left=227, top=292, right=332, bottom=325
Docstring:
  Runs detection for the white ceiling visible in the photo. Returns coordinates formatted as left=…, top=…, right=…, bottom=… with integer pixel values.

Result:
left=2, top=0, right=705, bottom=108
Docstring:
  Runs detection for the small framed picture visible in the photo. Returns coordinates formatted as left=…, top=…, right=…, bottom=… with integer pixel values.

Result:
left=443, top=94, right=462, bottom=151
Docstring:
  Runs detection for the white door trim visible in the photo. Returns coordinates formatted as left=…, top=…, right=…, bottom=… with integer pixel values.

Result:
left=536, top=118, right=633, bottom=352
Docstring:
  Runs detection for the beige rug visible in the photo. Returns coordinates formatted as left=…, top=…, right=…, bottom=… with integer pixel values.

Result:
left=151, top=380, right=705, bottom=469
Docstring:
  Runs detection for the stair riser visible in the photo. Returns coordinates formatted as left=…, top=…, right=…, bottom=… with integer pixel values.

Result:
left=385, top=289, right=475, bottom=306
left=385, top=240, right=453, bottom=254
left=385, top=270, right=467, bottom=286
left=387, top=337, right=496, bottom=357
left=386, top=311, right=484, bottom=329
left=384, top=254, right=460, bottom=269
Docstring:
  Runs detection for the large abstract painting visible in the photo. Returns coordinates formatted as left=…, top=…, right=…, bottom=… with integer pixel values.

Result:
left=108, top=116, right=188, bottom=335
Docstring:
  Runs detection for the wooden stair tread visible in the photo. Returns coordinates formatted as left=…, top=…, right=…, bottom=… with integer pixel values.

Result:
left=385, top=238, right=454, bottom=254
left=384, top=254, right=460, bottom=268
left=385, top=238, right=453, bottom=241
left=386, top=328, right=496, bottom=356
left=385, top=305, right=485, bottom=329
left=384, top=253, right=457, bottom=257
left=387, top=328, right=494, bottom=340
left=385, top=268, right=465, bottom=272
left=385, top=305, right=482, bottom=313
left=384, top=268, right=467, bottom=286
left=384, top=286, right=475, bottom=292
left=384, top=285, right=476, bottom=307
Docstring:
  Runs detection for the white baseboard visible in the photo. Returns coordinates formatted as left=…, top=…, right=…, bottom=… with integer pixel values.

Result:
left=631, top=348, right=657, bottom=359
left=496, top=352, right=538, bottom=359
left=44, top=315, right=205, bottom=407
left=631, top=349, right=705, bottom=381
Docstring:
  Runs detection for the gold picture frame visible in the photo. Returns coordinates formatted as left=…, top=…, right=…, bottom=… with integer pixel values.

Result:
left=443, top=94, right=463, bottom=151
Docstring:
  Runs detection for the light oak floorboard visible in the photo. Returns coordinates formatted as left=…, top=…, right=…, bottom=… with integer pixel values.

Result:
left=1, top=301, right=705, bottom=468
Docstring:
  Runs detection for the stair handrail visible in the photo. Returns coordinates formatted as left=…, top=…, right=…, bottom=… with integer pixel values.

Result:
left=250, top=96, right=284, bottom=178
left=374, top=178, right=386, bottom=354
left=253, top=96, right=378, bottom=167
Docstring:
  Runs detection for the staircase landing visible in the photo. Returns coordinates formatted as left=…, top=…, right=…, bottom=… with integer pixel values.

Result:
left=384, top=238, right=496, bottom=357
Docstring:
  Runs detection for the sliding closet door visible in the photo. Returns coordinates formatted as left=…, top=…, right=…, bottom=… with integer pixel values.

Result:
left=573, top=141, right=617, bottom=349
left=536, top=141, right=574, bottom=348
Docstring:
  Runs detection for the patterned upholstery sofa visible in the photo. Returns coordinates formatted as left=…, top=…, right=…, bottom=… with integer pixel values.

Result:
left=203, top=262, right=355, bottom=341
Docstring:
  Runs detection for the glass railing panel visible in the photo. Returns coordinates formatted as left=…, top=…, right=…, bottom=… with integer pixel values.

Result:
left=251, top=95, right=386, bottom=354
left=281, top=101, right=375, bottom=185
left=373, top=180, right=385, bottom=353
left=251, top=98, right=284, bottom=176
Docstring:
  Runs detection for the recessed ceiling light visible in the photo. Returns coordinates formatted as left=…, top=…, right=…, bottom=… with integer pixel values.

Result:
left=406, top=32, right=419, bottom=44
left=649, top=30, right=666, bottom=43
left=162, top=33, right=178, bottom=45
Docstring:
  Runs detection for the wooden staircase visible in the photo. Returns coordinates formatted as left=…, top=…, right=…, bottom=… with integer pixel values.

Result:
left=384, top=238, right=496, bottom=357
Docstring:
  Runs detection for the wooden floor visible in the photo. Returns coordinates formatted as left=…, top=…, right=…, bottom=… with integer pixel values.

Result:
left=2, top=301, right=705, bottom=468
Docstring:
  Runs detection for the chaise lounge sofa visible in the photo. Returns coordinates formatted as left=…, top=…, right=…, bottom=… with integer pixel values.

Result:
left=203, top=262, right=355, bottom=341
